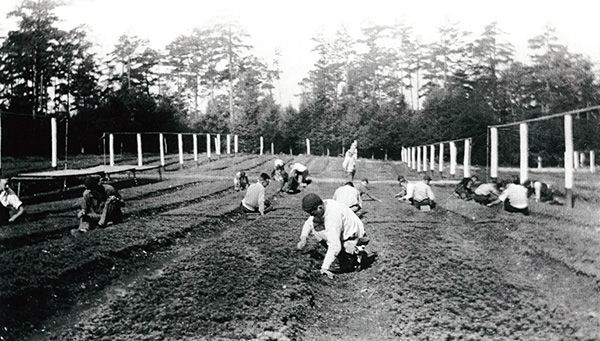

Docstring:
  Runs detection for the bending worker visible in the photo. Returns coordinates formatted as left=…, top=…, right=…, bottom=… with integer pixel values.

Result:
left=241, top=173, right=273, bottom=215
left=297, top=193, right=367, bottom=279
left=0, top=178, right=25, bottom=225
left=72, top=176, right=125, bottom=236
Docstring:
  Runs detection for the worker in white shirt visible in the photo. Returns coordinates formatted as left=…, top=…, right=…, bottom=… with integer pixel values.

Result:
left=472, top=180, right=502, bottom=205
left=524, top=180, right=560, bottom=205
left=342, top=145, right=358, bottom=181
left=297, top=193, right=368, bottom=279
left=289, top=162, right=310, bottom=187
left=240, top=173, right=273, bottom=215
left=332, top=182, right=364, bottom=216
left=271, top=159, right=285, bottom=181
left=0, top=178, right=25, bottom=225
left=487, top=179, right=529, bottom=215
left=399, top=175, right=436, bottom=209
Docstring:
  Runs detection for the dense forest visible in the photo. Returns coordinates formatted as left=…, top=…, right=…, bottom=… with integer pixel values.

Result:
left=1, top=0, right=599, bottom=165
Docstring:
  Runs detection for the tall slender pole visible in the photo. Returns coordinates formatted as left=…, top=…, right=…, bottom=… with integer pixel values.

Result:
left=159, top=133, right=165, bottom=167
left=591, top=150, right=595, bottom=173
left=417, top=146, right=422, bottom=172
left=464, top=138, right=471, bottom=178
left=422, top=145, right=427, bottom=172
left=450, top=141, right=457, bottom=177
left=178, top=133, right=183, bottom=167
left=227, top=134, right=231, bottom=154
left=564, top=114, right=574, bottom=207
left=490, top=127, right=498, bottom=179
left=411, top=147, right=416, bottom=170
left=271, top=142, right=274, bottom=155
left=51, top=117, right=58, bottom=168
left=306, top=138, right=311, bottom=155
left=137, top=133, right=142, bottom=166
left=108, top=132, right=114, bottom=167
left=206, top=133, right=211, bottom=159
left=430, top=144, right=435, bottom=173
left=193, top=134, right=198, bottom=162
left=438, top=143, right=444, bottom=174
left=260, top=136, right=264, bottom=155
left=216, top=134, right=221, bottom=155
left=234, top=134, right=238, bottom=154
left=519, top=123, right=528, bottom=184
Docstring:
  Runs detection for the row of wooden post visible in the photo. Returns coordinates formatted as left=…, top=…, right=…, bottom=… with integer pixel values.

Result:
left=400, top=138, right=472, bottom=178
left=489, top=115, right=596, bottom=208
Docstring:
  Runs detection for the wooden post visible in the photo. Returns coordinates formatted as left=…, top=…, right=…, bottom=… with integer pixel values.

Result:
left=564, top=114, right=574, bottom=208
left=306, top=138, right=311, bottom=155
left=490, top=127, right=498, bottom=179
left=417, top=146, right=422, bottom=172
left=159, top=133, right=165, bottom=167
left=227, top=134, right=231, bottom=154
left=430, top=145, right=435, bottom=172
left=271, top=142, right=275, bottom=155
left=193, top=134, right=198, bottom=162
left=206, top=133, right=211, bottom=159
left=438, top=143, right=444, bottom=174
left=234, top=135, right=238, bottom=153
left=260, top=136, right=264, bottom=155
left=411, top=147, right=416, bottom=170
left=137, top=133, right=143, bottom=166
left=51, top=117, right=58, bottom=168
left=537, top=156, right=542, bottom=169
left=407, top=147, right=411, bottom=168
left=591, top=150, right=595, bottom=173
left=450, top=141, right=457, bottom=177
left=178, top=133, right=183, bottom=167
left=519, top=123, right=528, bottom=183
left=464, top=138, right=471, bottom=178
left=108, top=132, right=114, bottom=167
left=573, top=150, right=579, bottom=170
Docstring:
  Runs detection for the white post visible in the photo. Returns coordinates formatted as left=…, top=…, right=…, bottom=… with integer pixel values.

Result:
left=591, top=150, right=595, bottom=173
left=234, top=135, right=238, bottom=154
left=519, top=123, right=528, bottom=184
left=573, top=151, right=579, bottom=170
left=417, top=146, right=422, bottom=172
left=51, top=117, right=58, bottom=168
left=193, top=134, right=198, bottom=162
left=159, top=133, right=165, bottom=167
left=564, top=114, right=574, bottom=207
left=137, top=133, right=142, bottom=166
left=407, top=147, right=411, bottom=168
left=450, top=141, right=457, bottom=177
left=108, top=132, right=114, bottom=167
left=271, top=142, right=274, bottom=155
left=430, top=144, right=435, bottom=171
left=411, top=147, right=416, bottom=170
left=215, top=134, right=221, bottom=155
left=178, top=133, right=183, bottom=166
left=490, top=127, right=498, bottom=179
left=260, top=136, right=264, bottom=155
left=227, top=134, right=231, bottom=154
left=464, top=138, right=471, bottom=178
left=422, top=146, right=427, bottom=172
left=438, top=143, right=444, bottom=173
left=306, top=138, right=311, bottom=155
left=206, top=133, right=211, bottom=159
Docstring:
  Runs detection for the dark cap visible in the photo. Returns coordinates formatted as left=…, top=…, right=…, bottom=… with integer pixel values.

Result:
left=302, top=193, right=323, bottom=212
left=84, top=175, right=100, bottom=189
left=423, top=175, right=432, bottom=181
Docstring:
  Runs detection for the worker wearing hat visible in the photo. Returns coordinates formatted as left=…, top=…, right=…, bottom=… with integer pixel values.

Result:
left=297, top=193, right=367, bottom=279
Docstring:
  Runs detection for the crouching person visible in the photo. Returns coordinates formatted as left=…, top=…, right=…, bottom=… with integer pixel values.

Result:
left=400, top=175, right=436, bottom=210
left=0, top=178, right=25, bottom=225
left=297, top=193, right=368, bottom=279
left=240, top=173, right=273, bottom=215
left=72, top=176, right=124, bottom=236
left=233, top=171, right=249, bottom=191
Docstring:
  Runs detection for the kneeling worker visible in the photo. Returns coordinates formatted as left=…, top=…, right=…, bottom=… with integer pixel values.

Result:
left=332, top=181, right=365, bottom=217
left=72, top=176, right=125, bottom=236
left=472, top=180, right=501, bottom=205
left=241, top=173, right=273, bottom=215
left=487, top=178, right=529, bottom=215
left=234, top=171, right=249, bottom=191
left=399, top=175, right=436, bottom=209
left=297, top=193, right=367, bottom=279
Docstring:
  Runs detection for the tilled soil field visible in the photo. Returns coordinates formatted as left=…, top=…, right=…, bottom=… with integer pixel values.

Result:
left=1, top=154, right=599, bottom=340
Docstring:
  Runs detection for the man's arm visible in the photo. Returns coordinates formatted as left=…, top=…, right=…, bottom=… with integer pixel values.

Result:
left=297, top=217, right=314, bottom=250
left=320, top=212, right=343, bottom=277
left=258, top=188, right=266, bottom=215
left=427, top=185, right=435, bottom=201
left=8, top=205, right=24, bottom=222
left=363, top=191, right=381, bottom=202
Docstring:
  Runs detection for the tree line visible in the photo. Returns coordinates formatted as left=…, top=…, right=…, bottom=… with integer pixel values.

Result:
left=1, top=0, right=599, bottom=165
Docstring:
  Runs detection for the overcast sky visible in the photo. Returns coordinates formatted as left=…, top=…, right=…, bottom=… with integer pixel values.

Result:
left=1, top=0, right=599, bottom=108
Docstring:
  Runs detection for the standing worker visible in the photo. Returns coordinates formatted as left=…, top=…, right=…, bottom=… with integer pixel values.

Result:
left=342, top=142, right=358, bottom=181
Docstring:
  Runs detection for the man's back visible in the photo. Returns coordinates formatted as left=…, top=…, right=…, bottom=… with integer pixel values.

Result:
left=242, top=182, right=265, bottom=209
left=412, top=182, right=434, bottom=201
left=332, top=185, right=361, bottom=208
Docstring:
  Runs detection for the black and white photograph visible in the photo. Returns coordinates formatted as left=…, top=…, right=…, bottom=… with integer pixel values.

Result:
left=0, top=0, right=599, bottom=339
